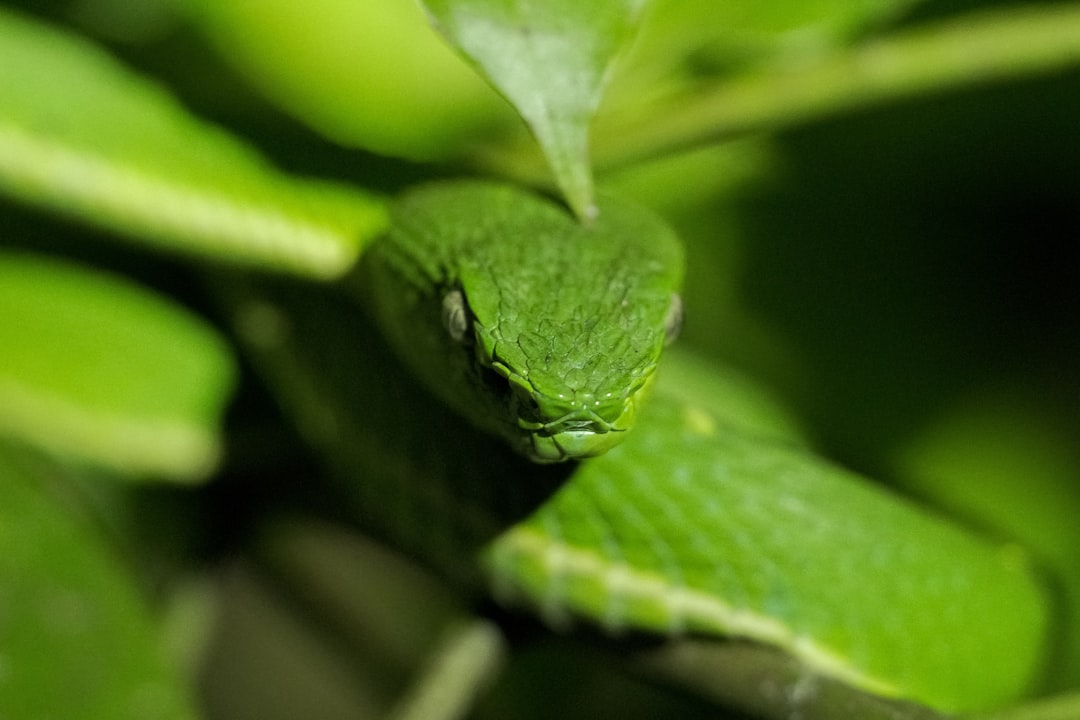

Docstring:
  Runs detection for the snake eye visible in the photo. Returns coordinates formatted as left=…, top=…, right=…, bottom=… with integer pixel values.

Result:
left=663, top=293, right=683, bottom=346
left=442, top=289, right=471, bottom=343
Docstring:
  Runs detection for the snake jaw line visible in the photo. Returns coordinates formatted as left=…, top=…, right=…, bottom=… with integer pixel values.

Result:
left=483, top=348, right=656, bottom=463
left=527, top=426, right=629, bottom=464
left=519, top=380, right=651, bottom=463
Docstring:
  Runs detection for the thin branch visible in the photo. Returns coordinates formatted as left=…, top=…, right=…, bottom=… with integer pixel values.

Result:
left=589, top=4, right=1080, bottom=167
left=386, top=618, right=507, bottom=720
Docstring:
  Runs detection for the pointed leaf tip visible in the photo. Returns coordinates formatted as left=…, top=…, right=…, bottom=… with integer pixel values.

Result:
left=422, top=0, right=648, bottom=219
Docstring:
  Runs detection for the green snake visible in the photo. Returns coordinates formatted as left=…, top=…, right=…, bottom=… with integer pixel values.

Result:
left=235, top=180, right=1051, bottom=716
left=358, top=181, right=684, bottom=462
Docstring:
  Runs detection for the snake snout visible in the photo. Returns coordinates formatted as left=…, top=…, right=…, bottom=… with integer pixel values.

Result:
left=521, top=400, right=638, bottom=463
left=495, top=362, right=651, bottom=462
left=544, top=407, right=612, bottom=434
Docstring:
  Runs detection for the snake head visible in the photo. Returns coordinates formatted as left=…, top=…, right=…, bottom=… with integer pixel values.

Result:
left=467, top=291, right=682, bottom=462
left=368, top=181, right=684, bottom=464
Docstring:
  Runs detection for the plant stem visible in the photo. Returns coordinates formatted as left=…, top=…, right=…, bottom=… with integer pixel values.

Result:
left=591, top=4, right=1080, bottom=167
left=386, top=618, right=507, bottom=720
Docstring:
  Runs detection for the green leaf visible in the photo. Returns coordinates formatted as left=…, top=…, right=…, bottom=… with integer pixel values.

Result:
left=0, top=251, right=235, bottom=481
left=422, top=0, right=648, bottom=219
left=0, top=443, right=198, bottom=720
left=604, top=0, right=923, bottom=108
left=0, top=7, right=387, bottom=278
left=185, top=0, right=510, bottom=160
left=593, top=4, right=1080, bottom=167
left=893, top=383, right=1080, bottom=688
left=641, top=0, right=921, bottom=54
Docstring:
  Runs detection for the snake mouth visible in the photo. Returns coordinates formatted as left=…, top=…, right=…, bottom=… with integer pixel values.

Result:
left=526, top=426, right=627, bottom=463
left=520, top=403, right=637, bottom=463
left=488, top=356, right=657, bottom=463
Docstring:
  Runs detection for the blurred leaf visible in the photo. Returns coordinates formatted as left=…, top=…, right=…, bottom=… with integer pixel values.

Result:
left=0, top=7, right=387, bottom=277
left=201, top=560, right=388, bottom=720
left=0, top=251, right=235, bottom=480
left=184, top=0, right=511, bottom=160
left=0, top=443, right=197, bottom=720
left=422, top=0, right=648, bottom=218
left=70, top=0, right=183, bottom=45
left=643, top=0, right=922, bottom=54
left=893, top=383, right=1080, bottom=688
left=604, top=0, right=924, bottom=105
left=895, top=386, right=1080, bottom=571
left=593, top=4, right=1080, bottom=167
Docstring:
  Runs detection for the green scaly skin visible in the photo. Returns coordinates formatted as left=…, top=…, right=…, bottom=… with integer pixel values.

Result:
left=234, top=181, right=1052, bottom=716
left=358, top=181, right=684, bottom=462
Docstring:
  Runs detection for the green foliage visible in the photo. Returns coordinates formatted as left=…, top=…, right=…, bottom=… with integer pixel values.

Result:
left=1, top=1, right=1080, bottom=719
left=594, top=3, right=1080, bottom=167
left=0, top=443, right=198, bottom=720
left=0, top=251, right=234, bottom=479
left=0, top=6, right=387, bottom=276
left=422, top=0, right=649, bottom=218
left=184, top=0, right=511, bottom=159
